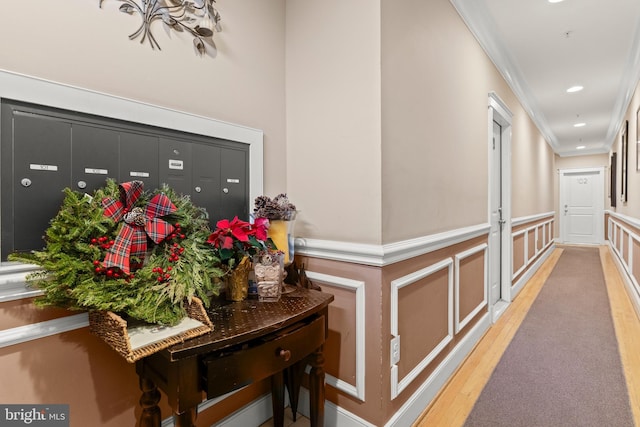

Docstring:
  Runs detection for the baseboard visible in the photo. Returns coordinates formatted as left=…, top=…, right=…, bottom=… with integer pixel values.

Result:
left=205, top=388, right=378, bottom=427
left=211, top=394, right=275, bottom=427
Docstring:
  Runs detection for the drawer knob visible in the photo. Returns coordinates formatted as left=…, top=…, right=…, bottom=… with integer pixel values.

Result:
left=279, top=349, right=291, bottom=362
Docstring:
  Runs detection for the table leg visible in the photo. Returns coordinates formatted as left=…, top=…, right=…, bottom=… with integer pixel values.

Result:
left=308, top=346, right=325, bottom=427
left=173, top=408, right=197, bottom=427
left=285, top=360, right=306, bottom=421
left=139, top=377, right=161, bottom=427
left=271, top=370, right=285, bottom=427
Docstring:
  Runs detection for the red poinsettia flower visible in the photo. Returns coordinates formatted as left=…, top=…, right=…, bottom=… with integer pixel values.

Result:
left=253, top=217, right=269, bottom=241
left=207, top=216, right=271, bottom=268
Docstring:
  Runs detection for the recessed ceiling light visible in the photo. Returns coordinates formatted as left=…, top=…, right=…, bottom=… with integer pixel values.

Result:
left=576, top=145, right=586, bottom=150
left=567, top=85, right=584, bottom=93
left=574, top=122, right=586, bottom=127
left=549, top=0, right=565, bottom=3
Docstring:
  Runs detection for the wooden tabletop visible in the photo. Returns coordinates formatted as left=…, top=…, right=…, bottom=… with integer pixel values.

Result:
left=164, top=288, right=334, bottom=360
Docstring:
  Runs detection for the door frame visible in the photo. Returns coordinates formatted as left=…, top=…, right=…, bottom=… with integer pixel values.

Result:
left=559, top=167, right=605, bottom=245
left=488, top=92, right=512, bottom=322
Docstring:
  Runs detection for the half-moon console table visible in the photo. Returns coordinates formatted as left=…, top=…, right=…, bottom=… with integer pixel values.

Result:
left=136, top=288, right=334, bottom=427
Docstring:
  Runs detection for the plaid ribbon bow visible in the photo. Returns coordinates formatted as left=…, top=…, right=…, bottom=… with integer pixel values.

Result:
left=101, top=181, right=177, bottom=274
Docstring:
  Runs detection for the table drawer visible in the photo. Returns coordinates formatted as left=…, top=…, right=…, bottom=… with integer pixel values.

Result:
left=202, top=315, right=325, bottom=397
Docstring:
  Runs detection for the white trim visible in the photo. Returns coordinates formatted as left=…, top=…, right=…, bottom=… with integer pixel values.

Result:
left=0, top=314, right=89, bottom=348
left=512, top=212, right=555, bottom=227
left=390, top=259, right=454, bottom=399
left=295, top=223, right=490, bottom=267
left=0, top=280, right=43, bottom=303
left=297, top=388, right=379, bottom=427
left=200, top=387, right=381, bottom=427
left=305, top=271, right=366, bottom=401
left=210, top=393, right=275, bottom=427
left=0, top=263, right=43, bottom=302
left=488, top=92, right=513, bottom=121
left=607, top=210, right=640, bottom=230
left=454, top=243, right=488, bottom=333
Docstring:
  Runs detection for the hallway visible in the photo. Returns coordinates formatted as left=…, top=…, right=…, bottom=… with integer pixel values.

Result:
left=414, top=246, right=640, bottom=427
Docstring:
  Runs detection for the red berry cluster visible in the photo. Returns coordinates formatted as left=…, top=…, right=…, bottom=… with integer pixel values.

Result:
left=92, top=259, right=130, bottom=279
left=167, top=223, right=186, bottom=242
left=153, top=266, right=173, bottom=282
left=90, top=236, right=115, bottom=251
left=167, top=223, right=186, bottom=263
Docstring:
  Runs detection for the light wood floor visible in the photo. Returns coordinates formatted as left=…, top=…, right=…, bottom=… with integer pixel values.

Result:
left=413, top=246, right=640, bottom=427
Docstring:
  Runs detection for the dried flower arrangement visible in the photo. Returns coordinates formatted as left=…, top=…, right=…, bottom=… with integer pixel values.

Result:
left=253, top=194, right=297, bottom=220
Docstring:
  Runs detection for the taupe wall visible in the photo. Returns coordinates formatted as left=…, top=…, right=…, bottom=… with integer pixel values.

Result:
left=0, top=1, right=562, bottom=426
left=286, top=0, right=383, bottom=244
left=286, top=0, right=556, bottom=245
left=611, top=74, right=640, bottom=217
left=380, top=0, right=554, bottom=242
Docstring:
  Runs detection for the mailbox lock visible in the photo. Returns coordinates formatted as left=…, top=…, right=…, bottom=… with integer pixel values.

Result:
left=77, top=181, right=87, bottom=189
left=21, top=178, right=32, bottom=188
left=195, top=186, right=202, bottom=193
left=222, top=187, right=229, bottom=194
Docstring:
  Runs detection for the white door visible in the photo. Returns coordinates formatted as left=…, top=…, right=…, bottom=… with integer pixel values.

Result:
left=488, top=93, right=512, bottom=322
left=560, top=168, right=604, bottom=244
left=489, top=120, right=503, bottom=305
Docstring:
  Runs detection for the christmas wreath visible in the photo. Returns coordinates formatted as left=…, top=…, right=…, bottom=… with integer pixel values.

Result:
left=9, top=179, right=223, bottom=326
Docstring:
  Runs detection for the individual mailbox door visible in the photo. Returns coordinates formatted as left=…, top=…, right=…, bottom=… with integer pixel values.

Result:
left=120, top=132, right=159, bottom=190
left=219, top=147, right=248, bottom=221
left=4, top=112, right=72, bottom=255
left=72, top=124, right=119, bottom=194
left=159, top=137, right=192, bottom=196
left=191, top=142, right=221, bottom=227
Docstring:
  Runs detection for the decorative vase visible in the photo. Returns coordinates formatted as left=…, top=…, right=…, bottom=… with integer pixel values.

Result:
left=253, top=251, right=284, bottom=302
left=268, top=211, right=297, bottom=265
left=225, top=256, right=251, bottom=301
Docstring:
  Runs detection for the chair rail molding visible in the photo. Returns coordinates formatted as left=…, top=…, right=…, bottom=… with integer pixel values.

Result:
left=296, top=223, right=491, bottom=267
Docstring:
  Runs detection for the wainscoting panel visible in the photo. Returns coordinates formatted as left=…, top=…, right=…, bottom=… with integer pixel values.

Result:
left=390, top=259, right=454, bottom=400
left=607, top=212, right=640, bottom=320
left=305, top=271, right=366, bottom=401
left=511, top=217, right=554, bottom=282
left=455, top=244, right=488, bottom=333
left=512, top=230, right=527, bottom=279
left=609, top=216, right=640, bottom=296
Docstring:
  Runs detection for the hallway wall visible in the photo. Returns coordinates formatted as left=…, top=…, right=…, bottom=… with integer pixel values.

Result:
left=606, top=63, right=640, bottom=321
left=0, top=1, right=559, bottom=427
left=612, top=75, right=640, bottom=217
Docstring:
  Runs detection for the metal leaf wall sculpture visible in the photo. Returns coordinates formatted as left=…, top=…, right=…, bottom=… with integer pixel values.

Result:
left=99, top=0, right=222, bottom=56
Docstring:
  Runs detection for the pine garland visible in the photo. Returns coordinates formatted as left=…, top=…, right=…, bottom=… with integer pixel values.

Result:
left=9, top=180, right=223, bottom=326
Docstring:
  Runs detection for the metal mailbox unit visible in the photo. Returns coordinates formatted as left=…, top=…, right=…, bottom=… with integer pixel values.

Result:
left=1, top=100, right=249, bottom=260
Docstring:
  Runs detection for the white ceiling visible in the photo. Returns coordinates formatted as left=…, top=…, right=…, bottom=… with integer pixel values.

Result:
left=451, top=0, right=640, bottom=157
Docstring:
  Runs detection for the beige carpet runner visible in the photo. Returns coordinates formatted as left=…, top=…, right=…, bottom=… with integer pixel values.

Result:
left=464, top=247, right=634, bottom=426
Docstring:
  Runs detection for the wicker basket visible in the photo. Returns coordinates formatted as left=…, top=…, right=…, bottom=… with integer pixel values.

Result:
left=88, top=297, right=212, bottom=363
